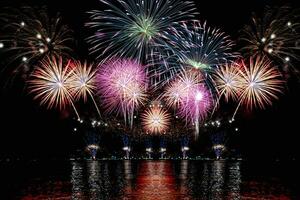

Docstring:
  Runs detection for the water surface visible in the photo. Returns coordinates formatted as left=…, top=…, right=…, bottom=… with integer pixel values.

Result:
left=0, top=160, right=298, bottom=199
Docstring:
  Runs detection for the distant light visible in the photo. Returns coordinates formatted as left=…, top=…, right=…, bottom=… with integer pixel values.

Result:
left=117, top=123, right=120, bottom=126
left=175, top=115, right=178, bottom=119
left=287, top=21, right=292, bottom=27
left=134, top=115, right=137, bottom=119
left=80, top=120, right=83, bottom=123
left=160, top=148, right=166, bottom=152
left=267, top=48, right=273, bottom=54
left=123, top=146, right=129, bottom=151
left=39, top=48, right=45, bottom=54
left=285, top=57, right=290, bottom=62
left=97, top=122, right=101, bottom=125
left=229, top=120, right=232, bottom=123
left=20, top=21, right=25, bottom=26
left=46, top=37, right=51, bottom=43
left=235, top=128, right=239, bottom=131
left=104, top=123, right=108, bottom=126
left=22, top=57, right=27, bottom=62
left=0, top=42, right=4, bottom=48
left=204, top=123, right=208, bottom=126
left=36, top=33, right=42, bottom=39
left=73, top=128, right=77, bottom=131
left=261, top=37, right=266, bottom=43
left=183, top=146, right=189, bottom=151
left=270, top=34, right=276, bottom=39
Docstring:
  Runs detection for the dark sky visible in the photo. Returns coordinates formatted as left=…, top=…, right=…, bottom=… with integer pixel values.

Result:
left=0, top=0, right=299, bottom=159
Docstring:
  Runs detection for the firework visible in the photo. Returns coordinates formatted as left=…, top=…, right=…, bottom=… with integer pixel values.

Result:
left=163, top=70, right=203, bottom=109
left=163, top=70, right=213, bottom=137
left=0, top=7, right=73, bottom=76
left=213, top=62, right=243, bottom=103
left=142, top=102, right=171, bottom=134
left=240, top=6, right=300, bottom=74
left=96, top=59, right=147, bottom=127
left=28, top=56, right=79, bottom=118
left=160, top=20, right=238, bottom=83
left=234, top=56, right=284, bottom=116
left=86, top=0, right=196, bottom=63
left=178, top=83, right=212, bottom=137
left=69, top=60, right=101, bottom=118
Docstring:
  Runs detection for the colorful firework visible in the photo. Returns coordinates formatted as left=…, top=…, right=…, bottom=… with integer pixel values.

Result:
left=160, top=20, right=238, bottom=83
left=142, top=101, right=171, bottom=135
left=96, top=59, right=147, bottom=127
left=0, top=7, right=73, bottom=76
left=178, top=83, right=213, bottom=138
left=86, top=0, right=196, bottom=62
left=234, top=56, right=284, bottom=116
left=240, top=6, right=300, bottom=74
left=28, top=56, right=79, bottom=118
left=163, top=70, right=204, bottom=109
left=69, top=60, right=101, bottom=118
left=163, top=70, right=213, bottom=137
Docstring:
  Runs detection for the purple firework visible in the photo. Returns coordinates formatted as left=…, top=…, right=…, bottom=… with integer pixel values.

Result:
left=163, top=70, right=213, bottom=138
left=96, top=58, right=147, bottom=127
left=179, top=83, right=212, bottom=138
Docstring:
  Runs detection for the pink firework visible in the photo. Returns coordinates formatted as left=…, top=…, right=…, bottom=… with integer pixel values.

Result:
left=178, top=83, right=212, bottom=137
left=163, top=70, right=203, bottom=109
left=163, top=70, right=213, bottom=137
left=97, top=58, right=147, bottom=126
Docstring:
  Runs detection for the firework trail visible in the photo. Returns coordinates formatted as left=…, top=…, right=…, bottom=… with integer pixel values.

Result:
left=96, top=58, right=147, bottom=127
left=211, top=62, right=243, bottom=114
left=69, top=60, right=101, bottom=118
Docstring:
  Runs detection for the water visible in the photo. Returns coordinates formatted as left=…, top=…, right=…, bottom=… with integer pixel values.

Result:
left=0, top=160, right=298, bottom=199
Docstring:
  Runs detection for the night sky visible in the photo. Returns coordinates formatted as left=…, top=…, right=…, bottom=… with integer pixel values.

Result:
left=0, top=0, right=299, bottom=160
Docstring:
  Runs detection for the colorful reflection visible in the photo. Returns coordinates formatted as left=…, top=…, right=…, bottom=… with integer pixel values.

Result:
left=16, top=160, right=295, bottom=199
left=129, top=160, right=189, bottom=200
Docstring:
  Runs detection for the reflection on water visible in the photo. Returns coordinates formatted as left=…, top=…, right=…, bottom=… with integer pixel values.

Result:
left=10, top=160, right=297, bottom=199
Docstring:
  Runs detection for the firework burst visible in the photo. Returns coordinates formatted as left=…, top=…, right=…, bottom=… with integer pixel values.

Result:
left=69, top=60, right=101, bottom=118
left=240, top=6, right=300, bottom=74
left=234, top=56, right=284, bottom=116
left=96, top=58, right=147, bottom=126
left=160, top=20, right=238, bottom=84
left=28, top=56, right=79, bottom=118
left=86, top=0, right=196, bottom=63
left=163, top=70, right=213, bottom=137
left=0, top=6, right=73, bottom=77
left=213, top=62, right=243, bottom=103
left=142, top=102, right=171, bottom=135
